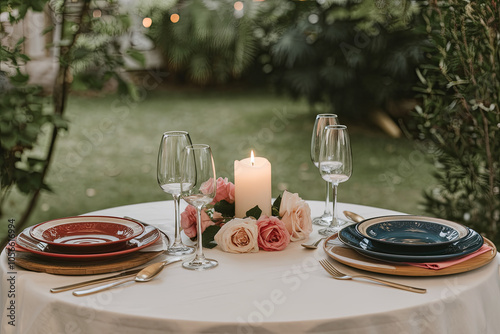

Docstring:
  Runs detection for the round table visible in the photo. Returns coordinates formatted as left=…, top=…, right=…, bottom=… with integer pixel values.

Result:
left=1, top=201, right=499, bottom=334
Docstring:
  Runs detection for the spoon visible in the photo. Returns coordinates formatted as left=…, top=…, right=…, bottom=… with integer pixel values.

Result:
left=301, top=237, right=326, bottom=249
left=72, top=258, right=182, bottom=296
left=343, top=211, right=365, bottom=223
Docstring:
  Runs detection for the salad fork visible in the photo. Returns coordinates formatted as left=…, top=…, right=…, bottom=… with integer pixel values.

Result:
left=318, top=259, right=426, bottom=294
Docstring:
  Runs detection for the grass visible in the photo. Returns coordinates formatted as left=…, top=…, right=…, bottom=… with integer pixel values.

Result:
left=2, top=87, right=435, bottom=239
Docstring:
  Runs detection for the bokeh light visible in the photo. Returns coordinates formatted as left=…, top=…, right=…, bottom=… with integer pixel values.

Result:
left=170, top=13, right=180, bottom=23
left=142, top=17, right=152, bottom=28
left=308, top=14, right=319, bottom=24
left=92, top=9, right=102, bottom=18
left=234, top=2, right=244, bottom=11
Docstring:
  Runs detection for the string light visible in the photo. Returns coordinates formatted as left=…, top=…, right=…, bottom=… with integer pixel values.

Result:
left=142, top=17, right=152, bottom=28
left=234, top=1, right=244, bottom=11
left=170, top=13, right=180, bottom=23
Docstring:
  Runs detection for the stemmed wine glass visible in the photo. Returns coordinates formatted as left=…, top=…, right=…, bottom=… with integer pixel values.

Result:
left=157, top=131, right=195, bottom=256
left=180, top=144, right=218, bottom=270
left=311, top=114, right=339, bottom=226
left=318, top=125, right=352, bottom=236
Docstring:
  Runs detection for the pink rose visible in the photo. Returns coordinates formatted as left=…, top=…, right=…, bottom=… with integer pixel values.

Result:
left=180, top=205, right=214, bottom=238
left=279, top=190, right=312, bottom=241
left=256, top=216, right=290, bottom=251
left=200, top=178, right=216, bottom=196
left=211, top=177, right=235, bottom=204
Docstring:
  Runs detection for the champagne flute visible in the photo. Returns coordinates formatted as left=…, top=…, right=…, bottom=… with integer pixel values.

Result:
left=311, top=114, right=339, bottom=226
left=318, top=125, right=352, bottom=236
left=157, top=131, right=195, bottom=256
left=180, top=144, right=218, bottom=270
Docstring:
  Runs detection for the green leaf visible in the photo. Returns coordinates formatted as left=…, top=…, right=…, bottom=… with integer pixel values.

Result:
left=19, top=53, right=30, bottom=62
left=213, top=200, right=235, bottom=217
left=202, top=225, right=221, bottom=249
left=0, top=122, right=12, bottom=134
left=18, top=4, right=28, bottom=21
left=245, top=205, right=262, bottom=219
left=10, top=71, right=29, bottom=84
left=272, top=195, right=282, bottom=217
left=30, top=0, right=46, bottom=12
left=1, top=135, right=18, bottom=149
left=27, top=157, right=46, bottom=167
left=15, top=37, right=26, bottom=48
left=42, top=26, right=54, bottom=36
left=126, top=49, right=145, bottom=67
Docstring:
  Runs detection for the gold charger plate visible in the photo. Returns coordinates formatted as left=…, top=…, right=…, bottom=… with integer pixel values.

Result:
left=323, top=233, right=497, bottom=276
left=12, top=235, right=166, bottom=276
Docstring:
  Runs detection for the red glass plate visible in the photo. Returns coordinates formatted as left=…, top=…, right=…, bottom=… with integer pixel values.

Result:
left=16, top=225, right=161, bottom=261
left=29, top=216, right=144, bottom=253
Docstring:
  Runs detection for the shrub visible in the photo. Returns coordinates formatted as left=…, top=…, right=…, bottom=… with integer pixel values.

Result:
left=263, top=0, right=424, bottom=119
left=143, top=0, right=262, bottom=85
left=412, top=0, right=500, bottom=245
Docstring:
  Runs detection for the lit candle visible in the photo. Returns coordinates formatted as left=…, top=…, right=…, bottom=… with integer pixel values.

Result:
left=234, top=151, right=272, bottom=218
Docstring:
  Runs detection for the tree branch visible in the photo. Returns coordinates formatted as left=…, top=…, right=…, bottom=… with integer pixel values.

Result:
left=0, top=0, right=91, bottom=249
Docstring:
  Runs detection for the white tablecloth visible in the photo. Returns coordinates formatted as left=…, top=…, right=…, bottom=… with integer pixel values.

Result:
left=1, top=201, right=499, bottom=334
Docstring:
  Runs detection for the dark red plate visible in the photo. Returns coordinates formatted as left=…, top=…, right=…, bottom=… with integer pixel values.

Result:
left=16, top=225, right=161, bottom=261
left=29, top=216, right=144, bottom=253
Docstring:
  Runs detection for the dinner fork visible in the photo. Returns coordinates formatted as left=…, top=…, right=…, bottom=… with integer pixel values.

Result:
left=124, top=216, right=170, bottom=245
left=318, top=259, right=426, bottom=294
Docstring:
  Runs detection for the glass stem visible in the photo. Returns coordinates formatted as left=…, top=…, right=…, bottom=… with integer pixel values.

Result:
left=171, top=194, right=182, bottom=247
left=195, top=207, right=206, bottom=262
left=324, top=181, right=332, bottom=215
left=330, top=183, right=339, bottom=228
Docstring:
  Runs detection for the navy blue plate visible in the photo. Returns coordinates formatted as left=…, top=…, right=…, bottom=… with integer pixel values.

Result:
left=337, top=224, right=483, bottom=262
left=356, top=215, right=469, bottom=251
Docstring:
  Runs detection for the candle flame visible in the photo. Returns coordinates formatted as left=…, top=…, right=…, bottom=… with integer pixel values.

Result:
left=251, top=150, right=255, bottom=166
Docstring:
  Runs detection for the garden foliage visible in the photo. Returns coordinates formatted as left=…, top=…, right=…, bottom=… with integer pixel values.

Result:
left=142, top=0, right=424, bottom=119
left=0, top=0, right=64, bottom=218
left=413, top=0, right=500, bottom=244
left=0, top=0, right=139, bottom=244
left=143, top=0, right=262, bottom=85
left=263, top=0, right=425, bottom=118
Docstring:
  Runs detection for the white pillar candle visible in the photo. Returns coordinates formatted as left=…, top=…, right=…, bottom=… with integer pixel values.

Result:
left=234, top=151, right=272, bottom=218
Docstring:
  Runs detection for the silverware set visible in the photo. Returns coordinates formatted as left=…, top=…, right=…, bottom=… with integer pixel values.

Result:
left=49, top=213, right=427, bottom=296
left=52, top=258, right=184, bottom=296
left=49, top=216, right=182, bottom=296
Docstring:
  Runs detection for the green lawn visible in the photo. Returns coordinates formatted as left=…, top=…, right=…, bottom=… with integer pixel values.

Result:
left=2, top=88, right=435, bottom=238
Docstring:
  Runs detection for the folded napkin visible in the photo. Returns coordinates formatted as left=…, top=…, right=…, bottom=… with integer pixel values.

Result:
left=405, top=244, right=492, bottom=270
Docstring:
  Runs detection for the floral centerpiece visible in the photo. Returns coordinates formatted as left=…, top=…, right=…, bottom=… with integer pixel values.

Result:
left=180, top=177, right=312, bottom=253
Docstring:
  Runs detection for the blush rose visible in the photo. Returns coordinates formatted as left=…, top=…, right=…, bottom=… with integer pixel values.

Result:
left=279, top=190, right=313, bottom=241
left=211, top=177, right=235, bottom=204
left=214, top=218, right=259, bottom=253
left=256, top=216, right=290, bottom=251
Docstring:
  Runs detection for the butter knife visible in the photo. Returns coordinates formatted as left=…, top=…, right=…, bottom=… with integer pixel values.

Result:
left=50, top=267, right=146, bottom=293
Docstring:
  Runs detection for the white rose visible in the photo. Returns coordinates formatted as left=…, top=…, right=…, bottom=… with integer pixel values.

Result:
left=214, top=218, right=259, bottom=253
left=279, top=190, right=312, bottom=241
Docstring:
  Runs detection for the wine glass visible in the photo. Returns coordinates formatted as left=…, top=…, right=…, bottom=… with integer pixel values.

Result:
left=180, top=144, right=218, bottom=270
left=311, top=114, right=339, bottom=226
left=318, top=125, right=352, bottom=236
left=157, top=131, right=195, bottom=256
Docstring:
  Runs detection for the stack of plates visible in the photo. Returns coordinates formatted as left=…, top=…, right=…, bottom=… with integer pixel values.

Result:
left=16, top=216, right=161, bottom=261
left=337, top=215, right=484, bottom=262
